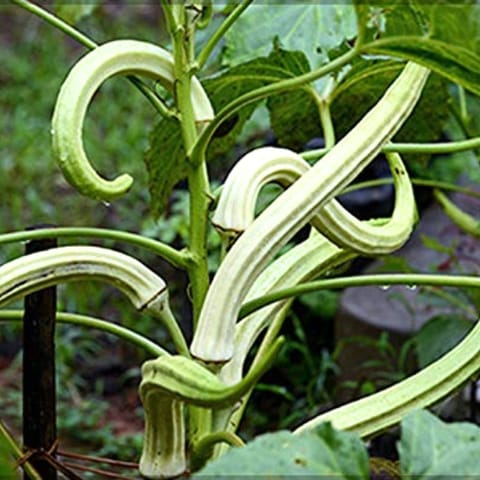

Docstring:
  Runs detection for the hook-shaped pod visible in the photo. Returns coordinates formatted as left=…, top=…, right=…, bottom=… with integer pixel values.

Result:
left=212, top=147, right=416, bottom=255
left=294, top=318, right=480, bottom=438
left=140, top=394, right=186, bottom=479
left=138, top=337, right=283, bottom=478
left=140, top=337, right=284, bottom=408
left=0, top=245, right=167, bottom=314
left=191, top=62, right=429, bottom=363
left=52, top=40, right=214, bottom=201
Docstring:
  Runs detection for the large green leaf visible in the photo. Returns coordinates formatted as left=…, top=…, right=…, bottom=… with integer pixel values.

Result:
left=222, top=3, right=357, bottom=69
left=413, top=314, right=474, bottom=368
left=204, top=47, right=321, bottom=158
left=203, top=61, right=267, bottom=162
left=145, top=48, right=320, bottom=213
left=144, top=116, right=187, bottom=217
left=194, top=423, right=369, bottom=477
left=266, top=49, right=322, bottom=149
left=399, top=409, right=480, bottom=476
left=358, top=2, right=480, bottom=95
left=330, top=60, right=450, bottom=162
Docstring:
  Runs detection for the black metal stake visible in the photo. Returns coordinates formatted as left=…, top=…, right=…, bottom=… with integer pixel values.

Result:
left=23, top=232, right=58, bottom=480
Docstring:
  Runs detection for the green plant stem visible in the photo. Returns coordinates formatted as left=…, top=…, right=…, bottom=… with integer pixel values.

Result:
left=161, top=306, right=191, bottom=358
left=0, top=310, right=167, bottom=357
left=222, top=303, right=292, bottom=442
left=191, top=430, right=244, bottom=471
left=458, top=85, right=469, bottom=125
left=159, top=0, right=177, bottom=37
left=352, top=3, right=367, bottom=48
left=12, top=0, right=96, bottom=48
left=162, top=2, right=213, bottom=454
left=302, top=136, right=480, bottom=162
left=240, top=273, right=480, bottom=319
left=196, top=0, right=253, bottom=69
left=315, top=90, right=335, bottom=148
left=12, top=0, right=171, bottom=117
left=421, top=286, right=477, bottom=318
left=190, top=46, right=359, bottom=164
left=0, top=420, right=42, bottom=480
left=434, top=189, right=480, bottom=238
left=386, top=139, right=480, bottom=154
left=186, top=166, right=212, bottom=325
left=166, top=4, right=211, bottom=325
left=0, top=227, right=189, bottom=268
left=341, top=178, right=480, bottom=200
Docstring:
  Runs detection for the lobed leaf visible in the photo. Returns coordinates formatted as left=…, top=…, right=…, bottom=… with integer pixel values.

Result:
left=414, top=314, right=474, bottom=368
left=204, top=47, right=321, bottom=158
left=266, top=49, right=322, bottom=149
left=194, top=423, right=369, bottom=478
left=222, top=3, right=357, bottom=70
left=358, top=2, right=480, bottom=95
left=399, top=409, right=480, bottom=476
left=144, top=117, right=187, bottom=217
left=330, top=60, right=450, bottom=163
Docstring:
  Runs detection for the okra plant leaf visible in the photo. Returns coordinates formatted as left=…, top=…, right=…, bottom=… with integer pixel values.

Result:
left=222, top=3, right=357, bottom=70
left=194, top=423, right=369, bottom=478
left=413, top=314, right=474, bottom=368
left=266, top=49, right=322, bottom=149
left=145, top=47, right=320, bottom=213
left=330, top=61, right=450, bottom=162
left=144, top=116, right=187, bottom=216
left=204, top=47, right=321, bottom=158
left=358, top=2, right=480, bottom=95
left=399, top=409, right=480, bottom=476
left=203, top=61, right=266, bottom=161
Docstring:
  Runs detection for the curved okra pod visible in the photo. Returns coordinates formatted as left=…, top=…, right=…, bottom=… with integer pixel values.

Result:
left=212, top=148, right=416, bottom=255
left=294, top=318, right=480, bottom=438
left=140, top=336, right=284, bottom=408
left=192, top=62, right=429, bottom=363
left=219, top=230, right=354, bottom=386
left=140, top=395, right=186, bottom=479
left=52, top=39, right=214, bottom=201
left=0, top=246, right=187, bottom=353
left=139, top=338, right=283, bottom=477
left=0, top=245, right=165, bottom=310
left=212, top=230, right=355, bottom=437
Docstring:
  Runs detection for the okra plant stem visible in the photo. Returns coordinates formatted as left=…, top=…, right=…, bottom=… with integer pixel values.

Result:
left=0, top=227, right=189, bottom=268
left=196, top=0, right=254, bottom=69
left=315, top=91, right=336, bottom=148
left=302, top=136, right=480, bottom=161
left=240, top=273, right=480, bottom=318
left=165, top=2, right=211, bottom=325
left=161, top=2, right=214, bottom=461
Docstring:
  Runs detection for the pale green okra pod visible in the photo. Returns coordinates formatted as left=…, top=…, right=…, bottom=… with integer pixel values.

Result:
left=191, top=62, right=430, bottom=363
